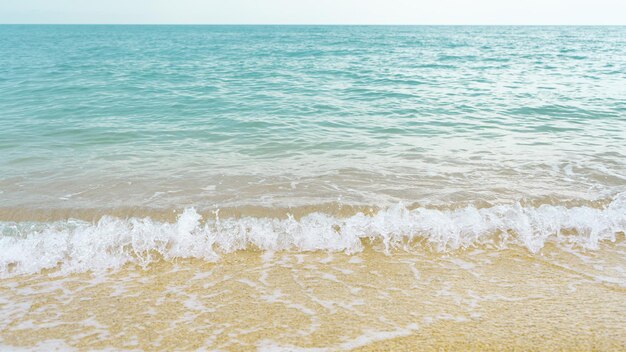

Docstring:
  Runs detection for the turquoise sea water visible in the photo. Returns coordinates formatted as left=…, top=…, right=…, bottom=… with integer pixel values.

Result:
left=1, top=25, right=625, bottom=210
left=0, top=26, right=626, bottom=274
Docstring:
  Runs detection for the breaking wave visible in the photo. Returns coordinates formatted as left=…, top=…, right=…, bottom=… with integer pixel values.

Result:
left=1, top=193, right=625, bottom=277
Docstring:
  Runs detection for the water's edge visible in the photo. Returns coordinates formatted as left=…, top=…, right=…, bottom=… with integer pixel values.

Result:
left=2, top=192, right=624, bottom=277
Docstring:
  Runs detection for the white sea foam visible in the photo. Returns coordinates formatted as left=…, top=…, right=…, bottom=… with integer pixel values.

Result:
left=0, top=193, right=625, bottom=277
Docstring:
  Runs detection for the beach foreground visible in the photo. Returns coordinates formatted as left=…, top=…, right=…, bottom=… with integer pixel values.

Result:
left=2, top=240, right=625, bottom=351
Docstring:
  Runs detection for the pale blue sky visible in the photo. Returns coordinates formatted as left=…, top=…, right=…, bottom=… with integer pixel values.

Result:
left=1, top=0, right=625, bottom=24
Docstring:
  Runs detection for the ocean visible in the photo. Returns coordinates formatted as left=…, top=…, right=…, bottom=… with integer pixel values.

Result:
left=1, top=25, right=625, bottom=351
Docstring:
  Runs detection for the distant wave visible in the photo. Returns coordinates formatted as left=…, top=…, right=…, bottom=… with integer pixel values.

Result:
left=1, top=193, right=625, bottom=277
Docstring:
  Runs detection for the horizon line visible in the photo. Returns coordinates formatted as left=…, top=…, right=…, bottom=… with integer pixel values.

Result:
left=2, top=23, right=626, bottom=26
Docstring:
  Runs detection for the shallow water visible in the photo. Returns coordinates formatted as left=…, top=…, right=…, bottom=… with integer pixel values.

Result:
left=1, top=25, right=625, bottom=209
left=1, top=25, right=625, bottom=350
left=2, top=246, right=626, bottom=351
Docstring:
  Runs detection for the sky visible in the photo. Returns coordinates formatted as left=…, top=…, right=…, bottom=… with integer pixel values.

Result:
left=0, top=0, right=625, bottom=25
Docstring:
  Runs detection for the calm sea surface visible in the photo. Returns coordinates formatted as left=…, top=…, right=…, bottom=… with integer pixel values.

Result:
left=1, top=25, right=625, bottom=210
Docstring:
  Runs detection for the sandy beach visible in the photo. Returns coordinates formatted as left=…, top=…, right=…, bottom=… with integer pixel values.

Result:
left=2, top=241, right=625, bottom=351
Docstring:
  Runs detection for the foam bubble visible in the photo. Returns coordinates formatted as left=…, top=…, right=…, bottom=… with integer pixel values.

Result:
left=1, top=193, right=625, bottom=277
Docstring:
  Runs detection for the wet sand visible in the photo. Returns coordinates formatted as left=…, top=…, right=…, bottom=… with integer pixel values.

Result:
left=1, top=242, right=625, bottom=351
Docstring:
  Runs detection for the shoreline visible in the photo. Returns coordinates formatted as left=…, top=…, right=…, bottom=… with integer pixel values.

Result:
left=1, top=246, right=625, bottom=351
left=0, top=193, right=620, bottom=222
